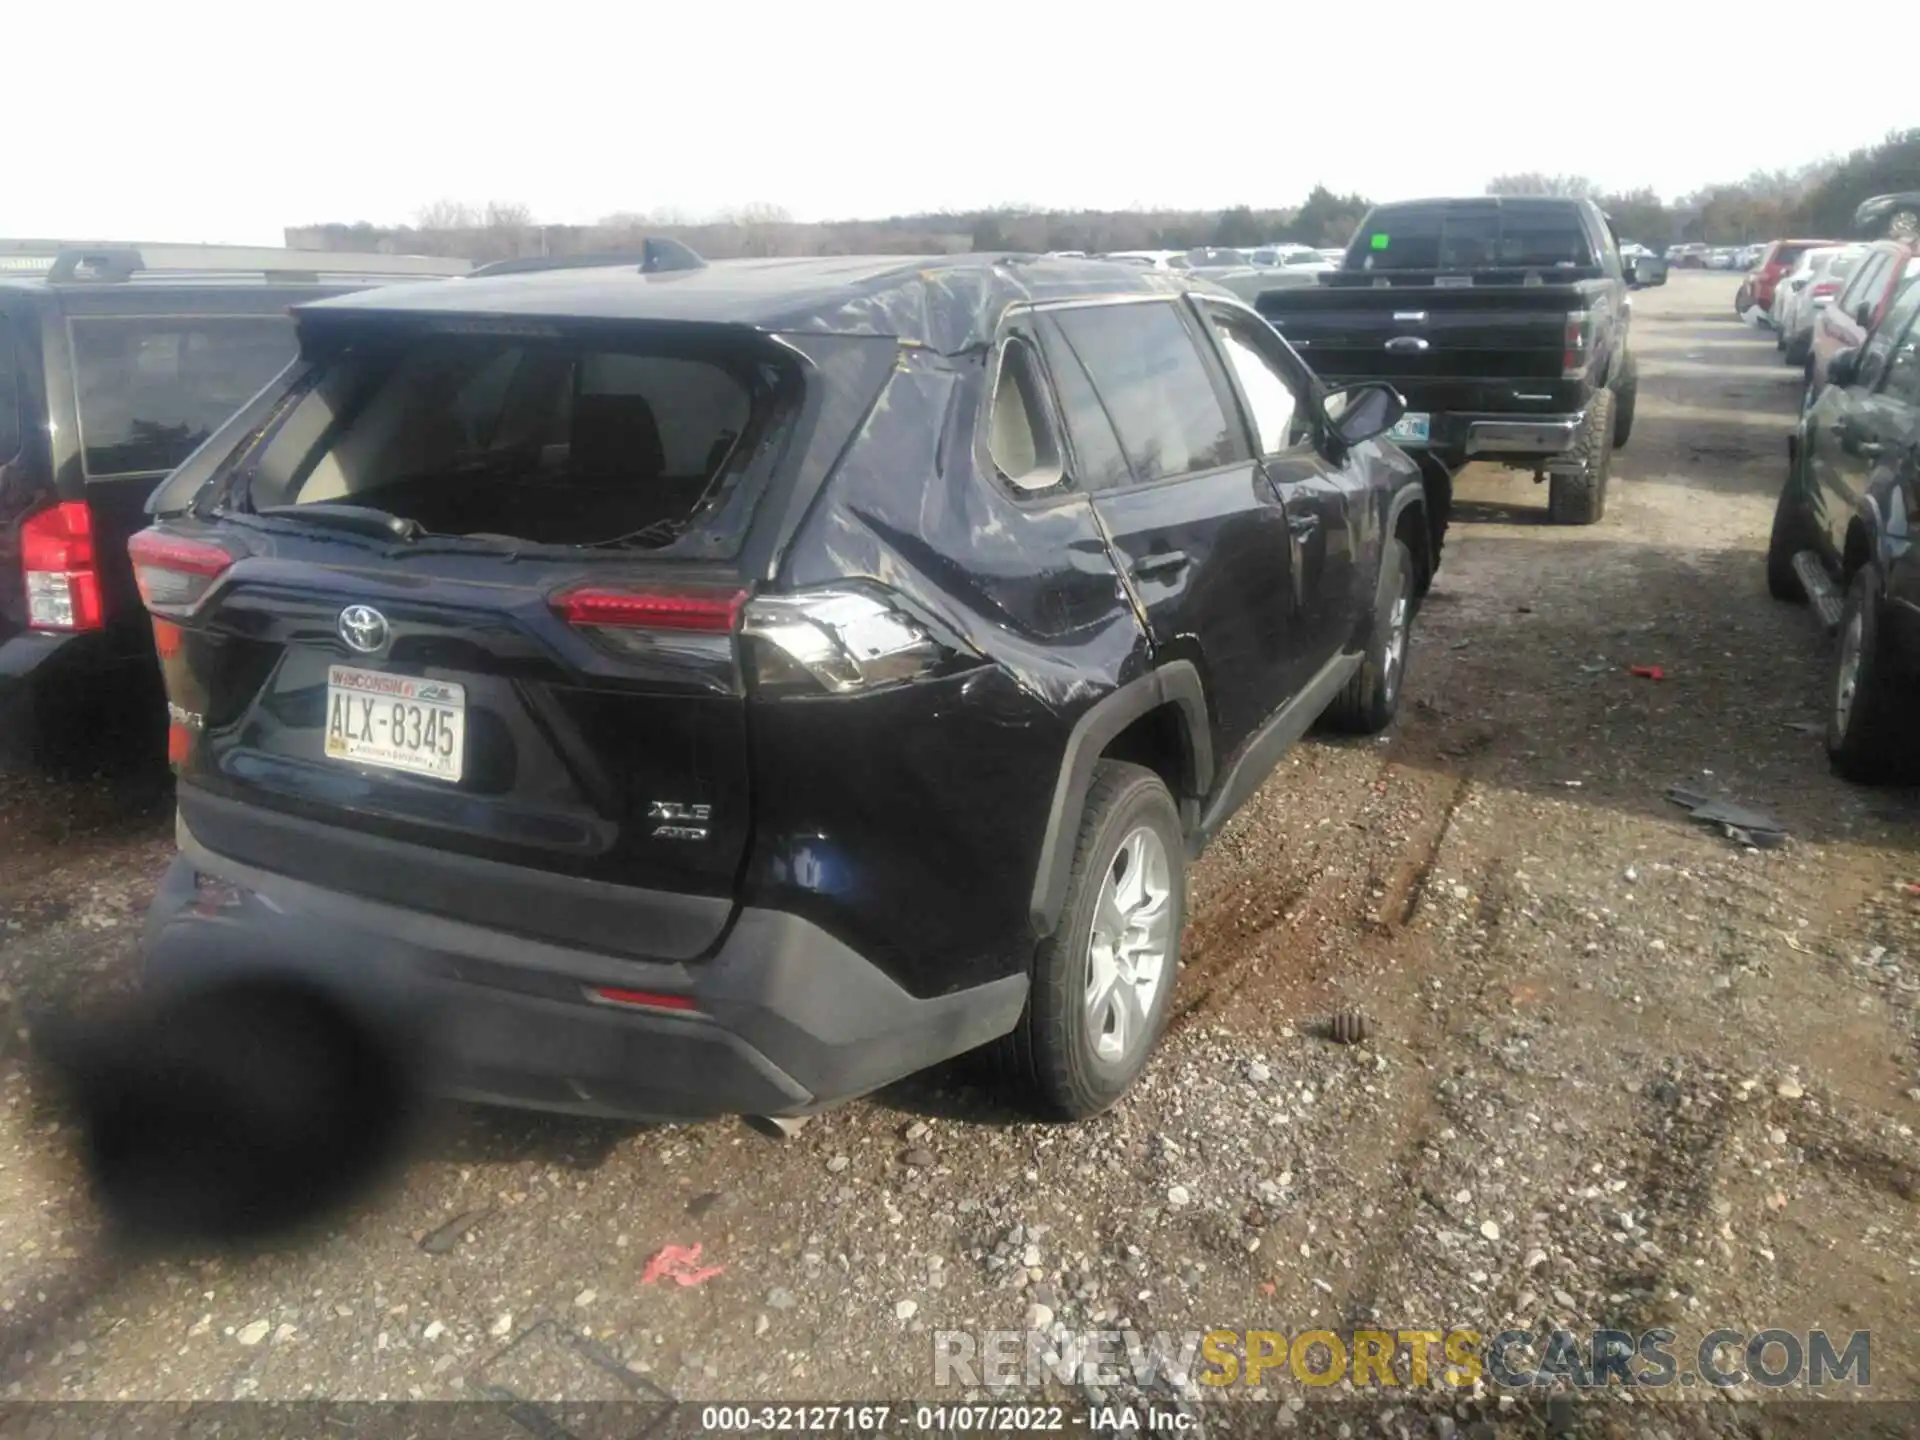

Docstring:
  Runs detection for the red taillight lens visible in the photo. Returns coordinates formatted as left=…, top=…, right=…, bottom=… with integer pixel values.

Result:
left=1812, top=281, right=1840, bottom=298
left=127, top=528, right=233, bottom=614
left=553, top=586, right=748, bottom=634
left=588, top=986, right=700, bottom=1013
left=21, top=501, right=103, bottom=632
left=1562, top=312, right=1591, bottom=378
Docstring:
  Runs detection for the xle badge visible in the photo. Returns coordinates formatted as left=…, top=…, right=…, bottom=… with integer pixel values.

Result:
left=648, top=801, right=711, bottom=841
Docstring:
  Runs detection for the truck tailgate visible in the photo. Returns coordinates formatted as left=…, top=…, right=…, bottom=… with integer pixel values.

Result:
left=1257, top=283, right=1581, bottom=384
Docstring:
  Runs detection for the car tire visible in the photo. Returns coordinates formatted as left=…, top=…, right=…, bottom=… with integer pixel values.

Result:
left=1547, top=389, right=1614, bottom=525
left=1784, top=332, right=1811, bottom=367
left=1007, top=761, right=1185, bottom=1121
left=1611, top=352, right=1638, bottom=450
left=1827, top=565, right=1915, bottom=783
left=1766, top=476, right=1813, bottom=603
left=1323, top=536, right=1414, bottom=734
left=1735, top=284, right=1752, bottom=316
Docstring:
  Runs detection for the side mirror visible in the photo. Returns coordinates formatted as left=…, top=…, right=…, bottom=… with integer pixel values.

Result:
left=1854, top=302, right=1874, bottom=328
left=1829, top=348, right=1861, bottom=389
left=1623, top=261, right=1639, bottom=286
left=1322, top=382, right=1405, bottom=447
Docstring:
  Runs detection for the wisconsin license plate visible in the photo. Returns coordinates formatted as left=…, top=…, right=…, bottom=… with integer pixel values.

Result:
left=1387, top=412, right=1431, bottom=444
left=324, top=665, right=466, bottom=783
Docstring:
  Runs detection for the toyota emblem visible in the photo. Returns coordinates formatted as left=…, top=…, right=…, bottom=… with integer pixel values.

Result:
left=338, top=605, right=390, bottom=655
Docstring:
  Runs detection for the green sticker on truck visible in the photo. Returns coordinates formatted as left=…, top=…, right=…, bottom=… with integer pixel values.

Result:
left=1370, top=234, right=1390, bottom=250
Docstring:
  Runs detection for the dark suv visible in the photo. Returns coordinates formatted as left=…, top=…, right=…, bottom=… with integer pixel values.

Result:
left=133, top=250, right=1434, bottom=1123
left=0, top=244, right=468, bottom=769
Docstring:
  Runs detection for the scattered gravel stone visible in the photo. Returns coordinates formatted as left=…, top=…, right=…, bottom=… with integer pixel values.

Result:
left=895, top=1300, right=918, bottom=1321
left=826, top=1156, right=850, bottom=1174
left=422, top=1321, right=445, bottom=1341
left=1167, top=1185, right=1192, bottom=1208
left=1479, top=1220, right=1501, bottom=1241
left=235, top=1321, right=270, bottom=1348
left=490, top=1313, right=514, bottom=1338
left=1776, top=1078, right=1804, bottom=1100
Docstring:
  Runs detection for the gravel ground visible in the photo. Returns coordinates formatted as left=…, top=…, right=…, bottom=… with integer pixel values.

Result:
left=0, top=272, right=1916, bottom=1436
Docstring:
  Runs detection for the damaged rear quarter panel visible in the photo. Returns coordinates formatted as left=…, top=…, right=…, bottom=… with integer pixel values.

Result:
left=742, top=346, right=1145, bottom=998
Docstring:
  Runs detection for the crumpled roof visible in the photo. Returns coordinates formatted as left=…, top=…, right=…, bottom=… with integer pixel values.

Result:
left=296, top=253, right=1223, bottom=356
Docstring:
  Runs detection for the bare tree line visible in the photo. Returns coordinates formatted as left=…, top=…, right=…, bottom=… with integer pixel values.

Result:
left=286, top=131, right=1916, bottom=264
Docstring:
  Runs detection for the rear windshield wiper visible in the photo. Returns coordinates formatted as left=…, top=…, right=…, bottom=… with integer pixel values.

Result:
left=253, top=504, right=422, bottom=543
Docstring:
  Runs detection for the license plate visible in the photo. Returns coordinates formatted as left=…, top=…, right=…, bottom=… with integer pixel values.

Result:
left=1388, top=412, right=1431, bottom=444
left=324, top=665, right=466, bottom=783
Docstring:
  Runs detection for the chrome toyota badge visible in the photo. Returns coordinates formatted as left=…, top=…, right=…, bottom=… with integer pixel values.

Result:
left=338, top=605, right=390, bottom=655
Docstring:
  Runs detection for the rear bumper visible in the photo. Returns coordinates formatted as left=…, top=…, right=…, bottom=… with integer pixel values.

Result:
left=1402, top=410, right=1586, bottom=468
left=143, top=818, right=1029, bottom=1123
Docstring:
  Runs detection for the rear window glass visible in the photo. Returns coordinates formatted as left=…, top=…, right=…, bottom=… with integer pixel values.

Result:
left=248, top=334, right=767, bottom=550
left=1351, top=207, right=1593, bottom=271
left=71, top=316, right=296, bottom=477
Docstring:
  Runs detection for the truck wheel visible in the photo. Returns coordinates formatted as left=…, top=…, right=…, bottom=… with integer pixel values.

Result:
left=1827, top=566, right=1915, bottom=783
left=1611, top=353, right=1638, bottom=450
left=1889, top=208, right=1920, bottom=242
left=1323, top=537, right=1414, bottom=734
left=1766, top=476, right=1813, bottom=603
left=1547, top=390, right=1615, bottom=526
left=1007, top=761, right=1184, bottom=1120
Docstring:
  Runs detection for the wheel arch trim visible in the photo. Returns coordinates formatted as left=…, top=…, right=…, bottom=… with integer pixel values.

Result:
left=1028, top=662, right=1210, bottom=938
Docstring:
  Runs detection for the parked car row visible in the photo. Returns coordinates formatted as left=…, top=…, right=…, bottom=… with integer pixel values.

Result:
left=1768, top=268, right=1920, bottom=781
left=1805, top=238, right=1920, bottom=397
left=1770, top=244, right=1870, bottom=365
left=1669, top=243, right=1766, bottom=270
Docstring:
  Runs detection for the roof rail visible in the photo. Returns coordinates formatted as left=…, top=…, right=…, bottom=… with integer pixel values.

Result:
left=467, top=238, right=706, bottom=279
left=45, top=244, right=472, bottom=284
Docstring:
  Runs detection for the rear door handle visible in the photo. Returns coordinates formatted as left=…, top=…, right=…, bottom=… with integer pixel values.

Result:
left=1131, top=550, right=1189, bottom=580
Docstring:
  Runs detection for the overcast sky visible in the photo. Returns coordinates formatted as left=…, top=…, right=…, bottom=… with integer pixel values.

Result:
left=7, top=1, right=1909, bottom=246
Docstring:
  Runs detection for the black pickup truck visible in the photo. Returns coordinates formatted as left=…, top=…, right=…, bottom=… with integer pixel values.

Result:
left=1257, top=196, right=1640, bottom=528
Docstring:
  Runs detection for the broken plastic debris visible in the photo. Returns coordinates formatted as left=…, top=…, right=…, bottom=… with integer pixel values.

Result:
left=1665, top=786, right=1788, bottom=849
left=641, top=1242, right=724, bottom=1288
left=1628, top=665, right=1665, bottom=681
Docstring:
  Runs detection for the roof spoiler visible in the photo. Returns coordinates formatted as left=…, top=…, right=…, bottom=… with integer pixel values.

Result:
left=467, top=238, right=707, bottom=278
left=46, top=244, right=471, bottom=283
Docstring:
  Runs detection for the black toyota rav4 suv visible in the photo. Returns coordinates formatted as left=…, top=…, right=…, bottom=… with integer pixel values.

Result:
left=134, top=249, right=1434, bottom=1123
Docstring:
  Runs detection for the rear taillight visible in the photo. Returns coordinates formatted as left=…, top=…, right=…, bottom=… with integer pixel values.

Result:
left=551, top=581, right=956, bottom=694
left=21, top=501, right=103, bottom=632
left=1812, top=281, right=1840, bottom=298
left=1562, top=311, right=1591, bottom=378
left=127, top=529, right=234, bottom=615
left=743, top=588, right=949, bottom=694
left=553, top=586, right=747, bottom=634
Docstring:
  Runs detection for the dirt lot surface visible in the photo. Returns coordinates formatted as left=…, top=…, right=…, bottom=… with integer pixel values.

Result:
left=0, top=272, right=1916, bottom=1435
